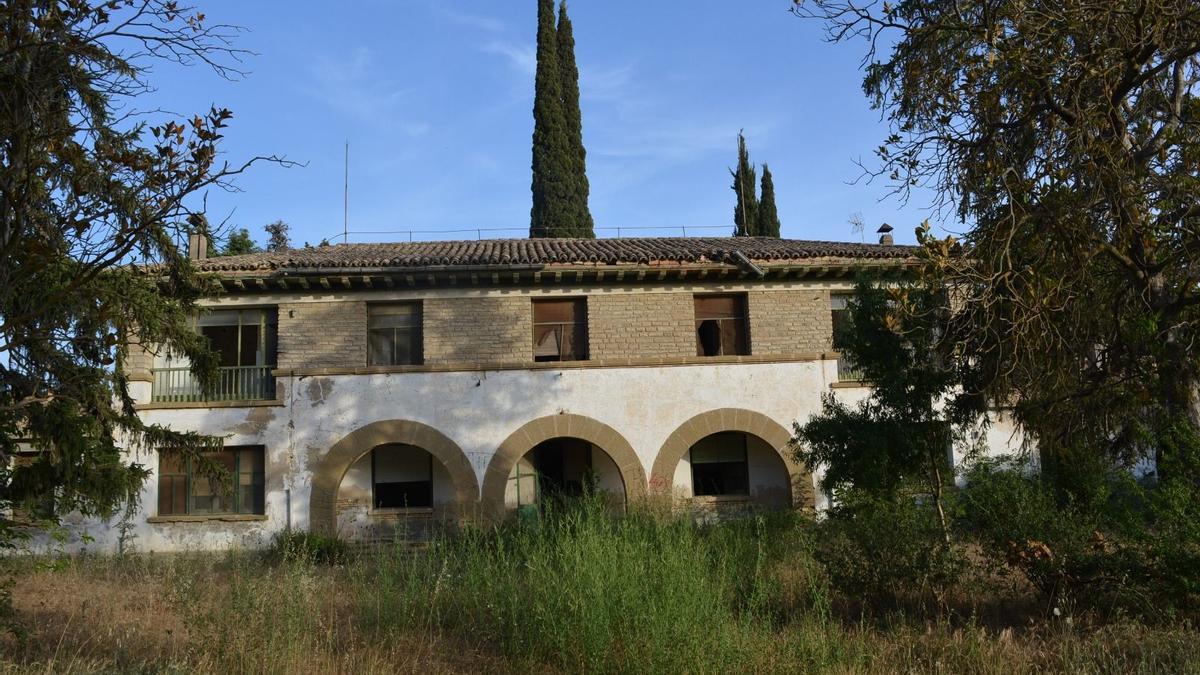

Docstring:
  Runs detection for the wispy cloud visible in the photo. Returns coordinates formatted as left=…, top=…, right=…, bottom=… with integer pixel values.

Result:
left=304, top=47, right=424, bottom=133
left=481, top=39, right=537, bottom=76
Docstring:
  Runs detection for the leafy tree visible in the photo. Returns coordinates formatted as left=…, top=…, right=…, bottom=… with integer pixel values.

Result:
left=792, top=274, right=985, bottom=541
left=264, top=220, right=291, bottom=252
left=220, top=228, right=260, bottom=256
left=530, top=0, right=573, bottom=238
left=555, top=1, right=594, bottom=238
left=756, top=164, right=781, bottom=237
left=731, top=131, right=759, bottom=236
left=794, top=0, right=1200, bottom=492
left=0, top=1, right=280, bottom=548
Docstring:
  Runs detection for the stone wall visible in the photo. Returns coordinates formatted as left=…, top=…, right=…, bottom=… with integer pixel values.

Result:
left=747, top=289, right=833, bottom=355
left=587, top=291, right=697, bottom=360
left=277, top=301, right=368, bottom=370
left=423, top=296, right=530, bottom=364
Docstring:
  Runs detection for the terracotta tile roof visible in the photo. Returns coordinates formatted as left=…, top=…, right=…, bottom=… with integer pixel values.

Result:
left=196, top=237, right=917, bottom=273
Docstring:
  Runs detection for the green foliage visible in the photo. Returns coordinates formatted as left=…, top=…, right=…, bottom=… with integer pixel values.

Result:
left=218, top=228, right=260, bottom=256
left=265, top=530, right=351, bottom=566
left=263, top=220, right=291, bottom=252
left=530, top=0, right=594, bottom=238
left=731, top=130, right=759, bottom=236
left=0, top=2, right=272, bottom=547
left=796, top=0, right=1200, bottom=488
left=756, top=164, right=782, bottom=237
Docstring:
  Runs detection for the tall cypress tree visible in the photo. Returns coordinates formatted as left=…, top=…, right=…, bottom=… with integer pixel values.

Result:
left=530, top=0, right=572, bottom=238
left=731, top=131, right=759, bottom=236
left=756, top=164, right=782, bottom=237
left=556, top=2, right=594, bottom=237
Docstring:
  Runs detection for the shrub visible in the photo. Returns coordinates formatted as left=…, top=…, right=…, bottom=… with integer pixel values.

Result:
left=265, top=530, right=351, bottom=566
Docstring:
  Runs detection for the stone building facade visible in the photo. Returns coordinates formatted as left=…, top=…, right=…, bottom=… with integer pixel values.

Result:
left=36, top=237, right=1023, bottom=552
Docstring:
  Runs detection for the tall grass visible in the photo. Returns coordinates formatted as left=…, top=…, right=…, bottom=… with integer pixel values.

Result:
left=3, top=497, right=1198, bottom=673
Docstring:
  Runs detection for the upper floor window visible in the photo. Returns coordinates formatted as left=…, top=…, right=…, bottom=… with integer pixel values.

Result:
left=198, top=308, right=277, bottom=368
left=694, top=294, right=749, bottom=356
left=158, top=445, right=266, bottom=516
left=533, top=298, right=588, bottom=362
left=151, top=308, right=277, bottom=402
left=368, top=303, right=423, bottom=366
left=830, top=293, right=861, bottom=381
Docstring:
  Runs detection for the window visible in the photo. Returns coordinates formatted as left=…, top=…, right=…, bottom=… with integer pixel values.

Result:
left=368, top=303, right=423, bottom=366
left=830, top=294, right=861, bottom=381
left=198, top=309, right=277, bottom=368
left=694, top=294, right=749, bottom=356
left=158, top=446, right=265, bottom=516
left=532, top=299, right=588, bottom=362
left=690, top=433, right=749, bottom=496
left=372, top=444, right=433, bottom=509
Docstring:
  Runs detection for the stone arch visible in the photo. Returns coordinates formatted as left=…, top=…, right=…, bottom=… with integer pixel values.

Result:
left=309, top=420, right=478, bottom=536
left=650, top=408, right=814, bottom=509
left=481, top=413, right=647, bottom=515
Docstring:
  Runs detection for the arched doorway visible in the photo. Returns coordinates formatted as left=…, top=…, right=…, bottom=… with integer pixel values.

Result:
left=481, top=414, right=646, bottom=517
left=651, top=409, right=814, bottom=512
left=309, top=420, right=477, bottom=537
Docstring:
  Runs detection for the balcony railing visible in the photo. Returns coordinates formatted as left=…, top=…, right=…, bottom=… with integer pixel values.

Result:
left=151, top=366, right=276, bottom=403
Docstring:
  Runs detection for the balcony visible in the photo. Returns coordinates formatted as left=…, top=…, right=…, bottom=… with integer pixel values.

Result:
left=151, top=365, right=276, bottom=403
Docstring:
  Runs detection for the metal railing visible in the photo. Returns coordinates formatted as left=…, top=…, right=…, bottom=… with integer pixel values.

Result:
left=151, top=366, right=276, bottom=403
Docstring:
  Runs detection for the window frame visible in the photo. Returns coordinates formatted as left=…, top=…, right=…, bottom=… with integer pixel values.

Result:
left=689, top=432, right=751, bottom=497
left=370, top=445, right=435, bottom=510
left=830, top=293, right=862, bottom=382
left=157, top=446, right=266, bottom=517
left=693, top=293, right=750, bottom=357
left=153, top=307, right=278, bottom=370
left=532, top=298, right=589, bottom=362
left=367, top=302, right=424, bottom=366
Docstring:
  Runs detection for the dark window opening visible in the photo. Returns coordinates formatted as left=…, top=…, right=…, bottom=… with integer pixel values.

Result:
left=533, top=299, right=588, bottom=362
left=694, top=294, right=749, bottom=356
left=690, top=432, right=750, bottom=496
left=372, top=444, right=433, bottom=509
left=157, top=446, right=266, bottom=516
left=198, top=309, right=277, bottom=368
left=368, top=303, right=423, bottom=366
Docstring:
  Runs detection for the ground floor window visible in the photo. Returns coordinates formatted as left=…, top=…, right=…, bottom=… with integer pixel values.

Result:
left=372, top=444, right=433, bottom=509
left=158, top=446, right=266, bottom=516
left=690, top=432, right=749, bottom=496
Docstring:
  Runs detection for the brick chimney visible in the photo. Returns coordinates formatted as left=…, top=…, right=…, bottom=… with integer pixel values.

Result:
left=877, top=223, right=894, bottom=246
left=188, top=232, right=208, bottom=260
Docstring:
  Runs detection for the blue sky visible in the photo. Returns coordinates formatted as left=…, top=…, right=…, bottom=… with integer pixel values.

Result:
left=150, top=1, right=946, bottom=248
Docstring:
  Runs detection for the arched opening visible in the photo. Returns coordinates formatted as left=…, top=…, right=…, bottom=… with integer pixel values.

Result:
left=308, top=420, right=477, bottom=538
left=672, top=431, right=791, bottom=512
left=650, top=408, right=815, bottom=512
left=336, top=443, right=464, bottom=542
left=481, top=414, right=647, bottom=517
left=504, top=437, right=626, bottom=513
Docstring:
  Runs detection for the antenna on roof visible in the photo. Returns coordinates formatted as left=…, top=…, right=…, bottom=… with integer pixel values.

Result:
left=343, top=141, right=349, bottom=244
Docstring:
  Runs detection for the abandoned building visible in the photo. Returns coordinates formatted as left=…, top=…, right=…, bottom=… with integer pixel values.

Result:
left=44, top=236, right=1023, bottom=551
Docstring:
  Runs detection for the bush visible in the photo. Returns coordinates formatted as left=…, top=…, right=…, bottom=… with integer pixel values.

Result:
left=812, top=489, right=966, bottom=612
left=265, top=530, right=351, bottom=566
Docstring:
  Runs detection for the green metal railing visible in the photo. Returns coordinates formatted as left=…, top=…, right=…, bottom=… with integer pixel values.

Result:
left=151, top=365, right=276, bottom=403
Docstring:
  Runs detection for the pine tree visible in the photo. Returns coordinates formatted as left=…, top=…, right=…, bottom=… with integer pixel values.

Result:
left=731, top=131, right=759, bottom=236
left=756, top=164, right=782, bottom=237
left=556, top=1, right=594, bottom=237
left=264, top=220, right=291, bottom=251
left=530, top=0, right=573, bottom=238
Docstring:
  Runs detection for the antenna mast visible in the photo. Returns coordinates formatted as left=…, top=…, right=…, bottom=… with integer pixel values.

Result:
left=343, top=141, right=349, bottom=243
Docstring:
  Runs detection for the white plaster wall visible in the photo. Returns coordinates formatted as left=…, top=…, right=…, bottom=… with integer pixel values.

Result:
left=24, top=359, right=1029, bottom=553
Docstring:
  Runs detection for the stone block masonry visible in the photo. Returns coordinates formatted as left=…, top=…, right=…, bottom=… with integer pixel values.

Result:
left=423, top=296, right=531, bottom=365
left=587, top=291, right=697, bottom=360
left=747, top=289, right=833, bottom=355
left=277, top=301, right=368, bottom=370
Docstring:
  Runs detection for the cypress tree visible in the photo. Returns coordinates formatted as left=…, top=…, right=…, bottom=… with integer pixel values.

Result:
left=556, top=2, right=594, bottom=237
left=530, top=0, right=573, bottom=238
left=731, top=131, right=759, bottom=236
left=756, top=164, right=782, bottom=237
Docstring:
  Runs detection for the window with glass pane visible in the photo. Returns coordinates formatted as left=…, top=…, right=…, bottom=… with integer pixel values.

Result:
left=694, top=294, right=749, bottom=356
left=830, top=294, right=861, bottom=381
left=157, top=446, right=266, bottom=516
left=690, top=432, right=750, bottom=496
left=197, top=309, right=277, bottom=368
left=368, top=303, right=423, bottom=366
left=532, top=299, right=588, bottom=362
left=372, top=444, right=433, bottom=509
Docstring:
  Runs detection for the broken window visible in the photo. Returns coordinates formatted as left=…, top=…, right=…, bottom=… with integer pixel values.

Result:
left=157, top=446, right=265, bottom=516
left=372, top=444, right=433, bottom=509
left=694, top=294, right=749, bottom=356
left=368, top=303, right=423, bottom=366
left=533, top=298, right=588, bottom=362
left=690, top=432, right=750, bottom=496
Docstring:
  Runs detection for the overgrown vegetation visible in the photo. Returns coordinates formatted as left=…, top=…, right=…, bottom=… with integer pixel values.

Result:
left=2, top=496, right=1197, bottom=673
